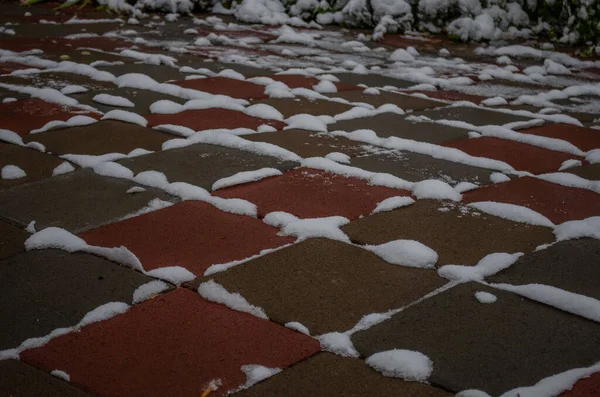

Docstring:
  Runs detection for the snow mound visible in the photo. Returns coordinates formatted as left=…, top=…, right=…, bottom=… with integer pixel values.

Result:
left=101, top=109, right=147, bottom=127
left=30, top=115, right=97, bottom=134
left=372, top=196, right=415, bottom=214
left=243, top=103, right=284, bottom=120
left=554, top=217, right=600, bottom=241
left=468, top=202, right=554, bottom=228
left=490, top=172, right=510, bottom=184
left=50, top=370, right=70, bottom=382
left=365, top=240, right=438, bottom=268
left=438, top=252, right=523, bottom=282
left=2, top=165, right=26, bottom=180
left=132, top=280, right=170, bottom=304
left=264, top=211, right=350, bottom=242
left=145, top=267, right=195, bottom=285
left=212, top=168, right=282, bottom=191
left=412, top=179, right=461, bottom=201
left=475, top=291, right=497, bottom=304
left=317, top=332, right=359, bottom=357
left=366, top=349, right=432, bottom=381
left=240, top=365, right=281, bottom=388
left=198, top=280, right=268, bottom=319
left=285, top=321, right=310, bottom=335
left=285, top=114, right=327, bottom=132
left=324, top=152, right=351, bottom=164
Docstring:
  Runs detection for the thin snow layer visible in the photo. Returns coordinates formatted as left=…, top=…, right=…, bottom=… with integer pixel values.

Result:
left=490, top=172, right=511, bottom=184
left=365, top=240, right=438, bottom=269
left=120, top=197, right=171, bottom=219
left=50, top=370, right=70, bottom=382
left=240, top=365, right=281, bottom=389
left=198, top=280, right=268, bottom=319
left=324, top=152, right=351, bottom=164
left=0, top=129, right=24, bottom=146
left=366, top=349, right=433, bottom=382
left=438, top=252, right=524, bottom=282
left=475, top=291, right=497, bottom=304
left=144, top=267, right=195, bottom=285
left=52, top=161, right=75, bottom=176
left=492, top=283, right=600, bottom=324
left=244, top=103, right=284, bottom=120
left=554, top=217, right=600, bottom=241
left=285, top=114, right=328, bottom=132
left=132, top=280, right=170, bottom=304
left=468, top=202, right=555, bottom=228
left=263, top=211, right=350, bottom=242
left=587, top=149, right=600, bottom=164
left=285, top=322, right=310, bottom=335
left=1, top=165, right=26, bottom=180
left=537, top=173, right=600, bottom=195
left=212, top=168, right=282, bottom=191
left=317, top=332, right=359, bottom=357
left=372, top=196, right=415, bottom=214
left=61, top=85, right=88, bottom=95
left=101, top=109, right=148, bottom=127
left=30, top=115, right=97, bottom=134
left=93, top=93, right=135, bottom=108
left=412, top=180, right=461, bottom=201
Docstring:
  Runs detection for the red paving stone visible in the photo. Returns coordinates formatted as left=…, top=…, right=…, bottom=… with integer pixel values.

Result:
left=79, top=201, right=294, bottom=276
left=0, top=61, right=30, bottom=74
left=406, top=90, right=486, bottom=103
left=520, top=123, right=600, bottom=152
left=442, top=136, right=581, bottom=174
left=0, top=98, right=98, bottom=135
left=21, top=288, right=320, bottom=397
left=463, top=176, right=600, bottom=224
left=171, top=76, right=267, bottom=99
left=146, top=108, right=285, bottom=130
left=269, top=74, right=358, bottom=91
left=214, top=168, right=411, bottom=219
left=559, top=372, right=600, bottom=397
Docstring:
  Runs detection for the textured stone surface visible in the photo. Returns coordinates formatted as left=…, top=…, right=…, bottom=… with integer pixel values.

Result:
left=416, top=106, right=534, bottom=126
left=253, top=98, right=354, bottom=118
left=146, top=108, right=285, bottom=130
left=0, top=143, right=65, bottom=190
left=0, top=220, right=29, bottom=261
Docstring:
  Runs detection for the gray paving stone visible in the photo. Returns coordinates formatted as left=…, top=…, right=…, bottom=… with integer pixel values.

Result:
left=0, top=220, right=28, bottom=261
left=0, top=169, right=175, bottom=233
left=328, top=90, right=443, bottom=111
left=351, top=282, right=600, bottom=395
left=333, top=73, right=414, bottom=89
left=0, top=143, right=65, bottom=190
left=0, top=249, right=164, bottom=350
left=414, top=106, right=534, bottom=126
left=566, top=163, right=600, bottom=181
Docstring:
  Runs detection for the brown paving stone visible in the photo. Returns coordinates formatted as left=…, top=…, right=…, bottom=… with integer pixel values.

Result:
left=146, top=108, right=286, bottom=130
left=0, top=220, right=28, bottom=261
left=415, top=105, right=533, bottom=126
left=0, top=143, right=65, bottom=190
left=566, top=164, right=600, bottom=181
left=25, top=120, right=173, bottom=156
left=214, top=168, right=410, bottom=219
left=489, top=238, right=600, bottom=300
left=0, top=169, right=175, bottom=233
left=233, top=353, right=451, bottom=397
left=328, top=90, right=442, bottom=110
left=198, top=239, right=445, bottom=334
left=351, top=282, right=600, bottom=395
left=463, top=177, right=600, bottom=224
left=560, top=372, right=600, bottom=397
left=21, top=288, right=320, bottom=397
left=80, top=201, right=294, bottom=276
left=270, top=74, right=358, bottom=91
left=343, top=200, right=554, bottom=266
left=442, top=137, right=580, bottom=174
left=253, top=98, right=354, bottom=119
left=332, top=72, right=414, bottom=89
left=406, top=90, right=486, bottom=103
left=0, top=249, right=158, bottom=350
left=520, top=123, right=600, bottom=152
left=0, top=360, right=92, bottom=397
left=171, top=76, right=267, bottom=99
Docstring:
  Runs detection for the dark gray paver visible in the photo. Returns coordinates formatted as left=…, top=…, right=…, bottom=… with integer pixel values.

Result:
left=0, top=359, right=92, bottom=397
left=0, top=220, right=28, bottom=261
left=233, top=353, right=451, bottom=397
left=0, top=87, right=29, bottom=102
left=489, top=238, right=600, bottom=300
left=117, top=142, right=298, bottom=191
left=0, top=249, right=163, bottom=350
left=193, top=238, right=445, bottom=335
left=566, top=163, right=600, bottom=181
left=332, top=73, right=414, bottom=89
left=352, top=282, right=600, bottom=395
left=0, top=143, right=66, bottom=190
left=0, top=169, right=175, bottom=233
left=414, top=106, right=534, bottom=126
left=328, top=90, right=443, bottom=111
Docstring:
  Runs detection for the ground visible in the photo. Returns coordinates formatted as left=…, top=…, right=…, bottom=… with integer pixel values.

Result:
left=0, top=1, right=600, bottom=397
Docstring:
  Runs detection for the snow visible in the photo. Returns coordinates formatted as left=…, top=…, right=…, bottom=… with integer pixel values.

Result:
left=558, top=159, right=582, bottom=171
left=263, top=212, right=350, bottom=242
left=285, top=321, right=310, bottom=335
left=285, top=114, right=328, bottom=132
left=52, top=161, right=75, bottom=176
left=30, top=115, right=98, bottom=134
left=324, top=152, right=351, bottom=164
left=312, top=80, right=337, bottom=93
left=212, top=168, right=282, bottom=191
left=93, top=162, right=134, bottom=180
left=126, top=186, right=146, bottom=194
left=50, top=370, right=70, bottom=382
left=317, top=332, right=359, bottom=357
left=79, top=301, right=130, bottom=327
left=366, top=349, right=433, bottom=382
left=0, top=129, right=24, bottom=146
left=61, top=85, right=88, bottom=95
left=481, top=97, right=508, bottom=107
left=198, top=280, right=268, bottom=319
left=132, top=280, right=170, bottom=304
left=153, top=124, right=196, bottom=137
left=93, top=93, right=135, bottom=108
left=240, top=365, right=281, bottom=388
left=475, top=291, right=497, bottom=304
left=468, top=202, right=555, bottom=228
left=536, top=172, right=600, bottom=195
left=412, top=180, right=461, bottom=201
left=101, top=110, right=148, bottom=127
left=1, top=165, right=26, bottom=180
left=372, top=196, right=415, bottom=214
left=389, top=49, right=415, bottom=63
left=490, top=172, right=511, bottom=184
left=25, top=221, right=36, bottom=234
left=365, top=240, right=438, bottom=268
left=455, top=182, right=479, bottom=193
left=204, top=244, right=293, bottom=276
left=438, top=252, right=524, bottom=282
left=243, top=103, right=284, bottom=120
left=554, top=217, right=600, bottom=241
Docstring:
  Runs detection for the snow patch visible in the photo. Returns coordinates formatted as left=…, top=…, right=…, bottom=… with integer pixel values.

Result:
left=438, top=252, right=524, bottom=282
left=317, top=332, right=359, bottom=357
left=212, top=168, right=282, bottom=191
left=1, top=165, right=26, bottom=180
left=468, top=202, right=554, bottom=227
left=198, top=280, right=268, bottom=319
left=372, top=196, right=415, bottom=214
left=101, top=110, right=147, bottom=127
left=366, top=349, right=433, bottom=382
left=285, top=322, right=310, bottom=335
left=365, top=240, right=438, bottom=268
left=264, top=211, right=350, bottom=242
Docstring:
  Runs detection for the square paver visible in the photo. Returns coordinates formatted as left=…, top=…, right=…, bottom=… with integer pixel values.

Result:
left=328, top=90, right=443, bottom=111
left=0, top=169, right=175, bottom=233
left=520, top=123, right=600, bottom=152
left=330, top=113, right=470, bottom=142
left=0, top=249, right=160, bottom=350
left=343, top=200, right=555, bottom=266
left=214, top=168, right=411, bottom=219
left=414, top=106, right=533, bottom=126
left=80, top=201, right=294, bottom=276
left=234, top=353, right=451, bottom=397
left=193, top=239, right=446, bottom=334
left=252, top=98, right=354, bottom=119
left=25, top=120, right=173, bottom=156
left=117, top=142, right=298, bottom=190
left=0, top=143, right=66, bottom=190
left=566, top=163, right=600, bottom=180
left=171, top=76, right=267, bottom=99
left=0, top=360, right=92, bottom=397
left=21, top=288, right=320, bottom=397
left=0, top=220, right=28, bottom=261
left=351, top=282, right=600, bottom=395
left=146, top=108, right=286, bottom=130
left=463, top=176, right=600, bottom=224
left=442, top=137, right=580, bottom=174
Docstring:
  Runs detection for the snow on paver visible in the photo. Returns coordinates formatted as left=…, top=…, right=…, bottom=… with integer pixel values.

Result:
left=253, top=98, right=355, bottom=119
left=146, top=108, right=285, bottom=130
left=0, top=143, right=66, bottom=189
left=20, top=288, right=320, bottom=397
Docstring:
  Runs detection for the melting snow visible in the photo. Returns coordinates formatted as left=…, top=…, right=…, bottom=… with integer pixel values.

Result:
left=101, top=110, right=148, bottom=127
left=240, top=365, right=281, bottom=389
left=285, top=321, right=310, bottom=335
left=554, top=217, right=600, bottom=241
left=93, top=93, right=135, bottom=108
left=372, top=196, right=415, bottom=214
left=50, top=370, right=70, bottom=382
left=30, top=115, right=98, bottom=134
left=264, top=211, right=350, bottom=242
left=132, top=280, right=170, bottom=304
left=412, top=179, right=462, bottom=201
left=52, top=161, right=75, bottom=176
left=467, top=202, right=555, bottom=228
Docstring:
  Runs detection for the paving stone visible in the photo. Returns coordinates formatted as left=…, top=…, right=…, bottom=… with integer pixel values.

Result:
left=233, top=353, right=451, bottom=397
left=9, top=21, right=125, bottom=38
left=0, top=249, right=159, bottom=350
left=0, top=220, right=28, bottom=261
left=442, top=137, right=580, bottom=174
left=349, top=149, right=494, bottom=185
left=94, top=63, right=187, bottom=82
left=117, top=143, right=297, bottom=190
left=463, top=176, right=600, bottom=224
left=0, top=98, right=98, bottom=135
left=0, top=61, right=30, bottom=74
left=269, top=74, right=358, bottom=91
left=327, top=90, right=443, bottom=111
left=1, top=71, right=112, bottom=92
left=195, top=239, right=445, bottom=334
left=566, top=164, right=600, bottom=180
left=351, top=282, right=600, bottom=395
left=560, top=372, right=600, bottom=397
left=489, top=238, right=600, bottom=300
left=146, top=108, right=286, bottom=130
left=214, top=168, right=410, bottom=219
left=80, top=201, right=294, bottom=276
left=0, top=87, right=29, bottom=102
left=520, top=123, right=600, bottom=152
left=21, top=288, right=320, bottom=397
left=253, top=98, right=355, bottom=119
left=171, top=76, right=267, bottom=99
left=332, top=72, right=414, bottom=89
left=331, top=113, right=470, bottom=142
left=0, top=360, right=92, bottom=397
left=243, top=129, right=376, bottom=157
left=25, top=120, right=173, bottom=156
left=415, top=106, right=534, bottom=126
left=407, top=90, right=487, bottom=103
left=0, top=169, right=175, bottom=233
left=0, top=143, right=65, bottom=190
left=343, top=200, right=555, bottom=266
